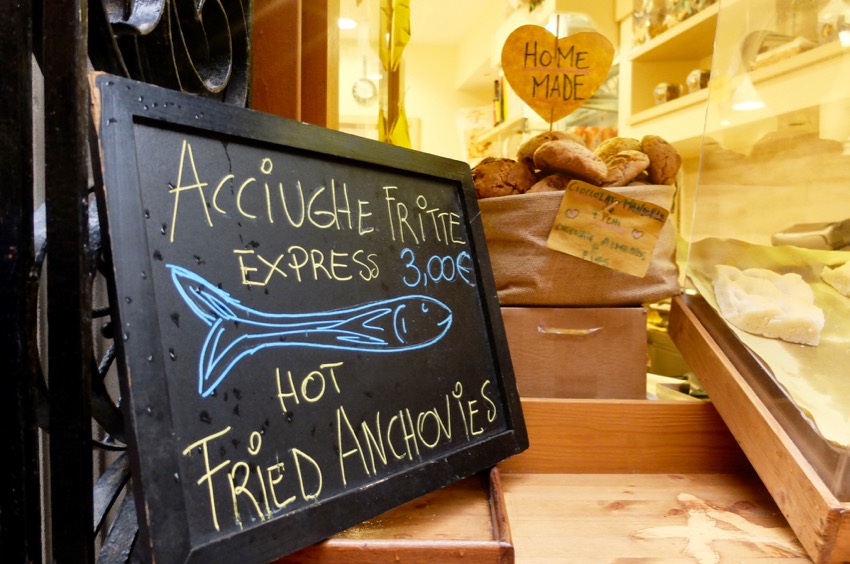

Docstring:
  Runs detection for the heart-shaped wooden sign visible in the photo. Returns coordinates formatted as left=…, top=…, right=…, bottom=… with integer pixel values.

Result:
left=501, top=25, right=615, bottom=124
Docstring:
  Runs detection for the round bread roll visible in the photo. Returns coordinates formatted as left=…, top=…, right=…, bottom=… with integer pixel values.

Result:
left=471, top=157, right=537, bottom=199
left=594, top=136, right=641, bottom=161
left=641, top=135, right=682, bottom=185
left=516, top=130, right=585, bottom=169
left=527, top=173, right=573, bottom=193
left=603, top=150, right=651, bottom=187
left=533, top=140, right=608, bottom=185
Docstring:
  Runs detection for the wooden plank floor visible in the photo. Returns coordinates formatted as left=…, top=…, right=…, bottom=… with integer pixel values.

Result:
left=500, top=472, right=812, bottom=563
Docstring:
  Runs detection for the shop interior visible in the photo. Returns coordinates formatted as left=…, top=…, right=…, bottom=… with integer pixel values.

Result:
left=326, top=0, right=850, bottom=562
left=7, top=0, right=849, bottom=562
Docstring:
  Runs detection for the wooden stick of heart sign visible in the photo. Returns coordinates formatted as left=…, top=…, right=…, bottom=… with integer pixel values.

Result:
left=501, top=24, right=615, bottom=127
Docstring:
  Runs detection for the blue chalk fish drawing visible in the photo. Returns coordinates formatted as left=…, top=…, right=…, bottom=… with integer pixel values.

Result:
left=167, top=264, right=454, bottom=397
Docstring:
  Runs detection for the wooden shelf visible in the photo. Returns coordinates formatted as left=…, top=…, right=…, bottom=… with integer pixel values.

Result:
left=621, top=4, right=719, bottom=152
left=629, top=88, right=709, bottom=126
left=705, top=40, right=850, bottom=137
left=630, top=3, right=719, bottom=63
left=472, top=116, right=528, bottom=147
left=626, top=89, right=709, bottom=159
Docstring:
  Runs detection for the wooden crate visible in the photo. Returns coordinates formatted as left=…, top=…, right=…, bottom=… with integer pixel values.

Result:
left=669, top=294, right=850, bottom=563
left=501, top=307, right=648, bottom=400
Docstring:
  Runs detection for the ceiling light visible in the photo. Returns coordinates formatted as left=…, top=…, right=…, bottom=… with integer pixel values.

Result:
left=338, top=18, right=357, bottom=30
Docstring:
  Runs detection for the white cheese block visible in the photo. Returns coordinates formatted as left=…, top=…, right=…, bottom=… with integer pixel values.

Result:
left=821, top=260, right=850, bottom=297
left=712, top=265, right=825, bottom=346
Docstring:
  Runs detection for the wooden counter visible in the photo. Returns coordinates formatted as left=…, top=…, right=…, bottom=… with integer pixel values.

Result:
left=669, top=294, right=850, bottom=564
left=279, top=397, right=813, bottom=562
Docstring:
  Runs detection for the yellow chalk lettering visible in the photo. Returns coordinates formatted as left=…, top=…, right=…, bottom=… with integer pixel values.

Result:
left=310, top=249, right=331, bottom=280
left=321, top=362, right=343, bottom=393
left=248, top=431, right=262, bottom=456
left=333, top=179, right=353, bottom=230
left=386, top=413, right=406, bottom=460
left=416, top=410, right=443, bottom=448
left=382, top=186, right=398, bottom=241
left=170, top=139, right=212, bottom=243
left=352, top=250, right=380, bottom=282
left=359, top=412, right=388, bottom=474
left=264, top=182, right=274, bottom=224
left=357, top=199, right=373, bottom=235
left=399, top=408, right=419, bottom=459
left=286, top=245, right=309, bottom=282
left=212, top=173, right=234, bottom=215
left=306, top=186, right=335, bottom=229
left=336, top=405, right=370, bottom=486
left=182, top=426, right=232, bottom=532
left=416, top=395, right=452, bottom=448
left=275, top=368, right=300, bottom=413
left=234, top=249, right=263, bottom=286
left=449, top=213, right=464, bottom=244
left=481, top=380, right=497, bottom=423
left=467, top=399, right=484, bottom=436
left=267, top=460, right=296, bottom=510
left=292, top=448, right=323, bottom=501
left=254, top=463, right=271, bottom=519
left=278, top=181, right=306, bottom=228
left=395, top=202, right=420, bottom=244
left=452, top=382, right=470, bottom=439
left=258, top=253, right=287, bottom=285
left=301, top=369, right=326, bottom=403
left=236, top=177, right=258, bottom=219
left=330, top=250, right=352, bottom=281
left=228, top=461, right=265, bottom=528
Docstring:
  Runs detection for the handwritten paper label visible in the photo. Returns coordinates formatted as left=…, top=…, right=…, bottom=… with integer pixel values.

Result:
left=501, top=26, right=614, bottom=124
left=546, top=181, right=669, bottom=277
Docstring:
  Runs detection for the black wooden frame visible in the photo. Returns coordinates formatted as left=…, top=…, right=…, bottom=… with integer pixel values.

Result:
left=91, top=73, right=527, bottom=563
left=1, top=2, right=527, bottom=561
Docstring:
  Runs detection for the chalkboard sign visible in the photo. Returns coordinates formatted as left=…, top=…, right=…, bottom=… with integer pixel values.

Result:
left=90, top=73, right=527, bottom=563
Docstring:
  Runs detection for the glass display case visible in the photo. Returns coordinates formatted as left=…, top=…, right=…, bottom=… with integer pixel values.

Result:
left=671, top=0, right=850, bottom=561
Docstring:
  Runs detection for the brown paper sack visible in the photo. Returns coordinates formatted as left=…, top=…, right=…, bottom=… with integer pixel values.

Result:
left=479, top=187, right=680, bottom=306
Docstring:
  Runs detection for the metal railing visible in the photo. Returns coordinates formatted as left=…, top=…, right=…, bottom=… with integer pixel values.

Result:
left=1, top=2, right=251, bottom=561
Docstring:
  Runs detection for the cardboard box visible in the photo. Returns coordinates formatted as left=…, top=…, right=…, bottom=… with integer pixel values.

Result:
left=501, top=306, right=648, bottom=400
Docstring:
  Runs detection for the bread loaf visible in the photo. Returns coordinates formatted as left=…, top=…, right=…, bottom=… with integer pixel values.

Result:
left=471, top=157, right=537, bottom=199
left=532, top=140, right=608, bottom=185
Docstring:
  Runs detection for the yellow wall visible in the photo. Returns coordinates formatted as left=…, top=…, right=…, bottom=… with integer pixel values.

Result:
left=339, top=38, right=491, bottom=161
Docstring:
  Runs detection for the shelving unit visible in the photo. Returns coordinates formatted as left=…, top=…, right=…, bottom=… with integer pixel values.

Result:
left=472, top=116, right=529, bottom=148
left=620, top=2, right=719, bottom=158
left=703, top=39, right=850, bottom=153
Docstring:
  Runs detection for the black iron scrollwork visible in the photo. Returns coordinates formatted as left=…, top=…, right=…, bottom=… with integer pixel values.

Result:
left=90, top=0, right=251, bottom=106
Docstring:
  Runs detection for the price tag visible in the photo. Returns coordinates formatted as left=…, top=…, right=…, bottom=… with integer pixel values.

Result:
left=546, top=181, right=669, bottom=277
